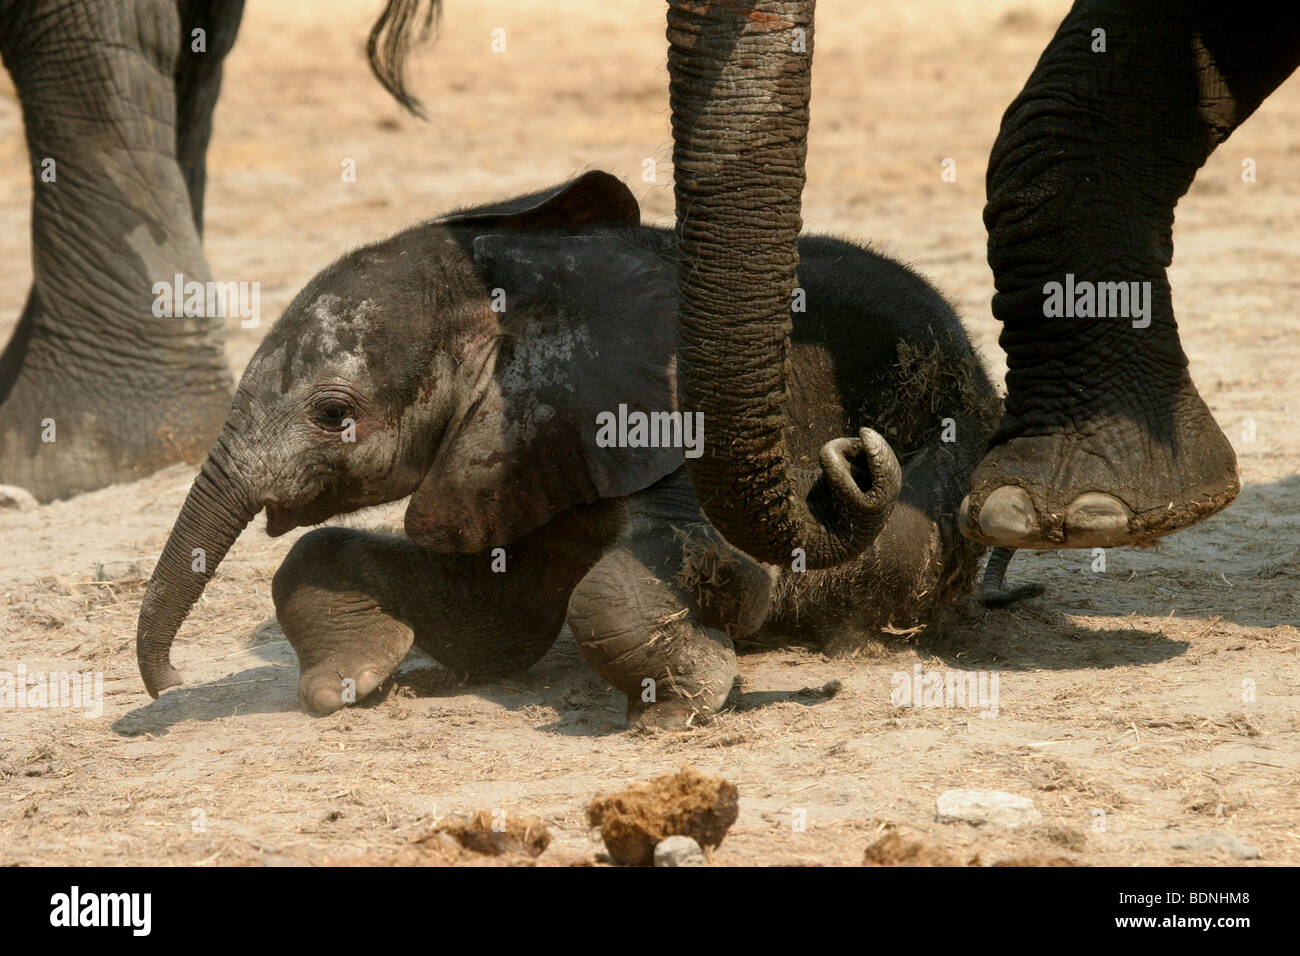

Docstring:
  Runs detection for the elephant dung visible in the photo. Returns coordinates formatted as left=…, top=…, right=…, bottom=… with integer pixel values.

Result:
left=436, top=810, right=552, bottom=858
left=862, top=830, right=978, bottom=867
left=587, top=766, right=739, bottom=866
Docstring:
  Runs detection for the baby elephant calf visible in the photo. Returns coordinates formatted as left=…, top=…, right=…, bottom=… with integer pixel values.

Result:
left=136, top=171, right=1020, bottom=728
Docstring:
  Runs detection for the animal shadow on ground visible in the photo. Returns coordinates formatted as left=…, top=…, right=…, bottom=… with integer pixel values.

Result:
left=111, top=662, right=299, bottom=736
left=113, top=598, right=1188, bottom=738
left=113, top=622, right=640, bottom=738
left=112, top=614, right=874, bottom=738
left=112, top=620, right=300, bottom=735
left=917, top=601, right=1187, bottom=672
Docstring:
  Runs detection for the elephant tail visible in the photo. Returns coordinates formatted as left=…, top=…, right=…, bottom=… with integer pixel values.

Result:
left=367, top=0, right=441, bottom=117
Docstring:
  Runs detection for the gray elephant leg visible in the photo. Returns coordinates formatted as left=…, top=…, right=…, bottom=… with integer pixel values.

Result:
left=271, top=503, right=623, bottom=715
left=567, top=470, right=770, bottom=729
left=0, top=0, right=243, bottom=501
left=965, top=1, right=1300, bottom=551
left=174, top=0, right=248, bottom=234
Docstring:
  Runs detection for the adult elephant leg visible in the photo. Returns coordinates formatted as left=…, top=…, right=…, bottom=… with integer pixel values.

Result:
left=272, top=504, right=622, bottom=716
left=174, top=1, right=246, bottom=235
left=567, top=471, right=770, bottom=730
left=0, top=0, right=244, bottom=501
left=963, top=1, right=1300, bottom=549
left=668, top=0, right=900, bottom=570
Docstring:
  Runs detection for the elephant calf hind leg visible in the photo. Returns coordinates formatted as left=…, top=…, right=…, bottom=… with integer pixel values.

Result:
left=568, top=546, right=738, bottom=730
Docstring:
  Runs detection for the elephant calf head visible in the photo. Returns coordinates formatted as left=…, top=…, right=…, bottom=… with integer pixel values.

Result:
left=135, top=171, right=689, bottom=697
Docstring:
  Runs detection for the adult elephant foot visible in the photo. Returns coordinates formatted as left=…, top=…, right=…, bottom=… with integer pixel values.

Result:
left=0, top=292, right=231, bottom=502
left=960, top=0, right=1297, bottom=550
left=960, top=371, right=1239, bottom=549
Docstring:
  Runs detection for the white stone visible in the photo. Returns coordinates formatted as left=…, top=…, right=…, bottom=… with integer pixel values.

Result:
left=654, top=835, right=706, bottom=867
left=935, top=789, right=1042, bottom=828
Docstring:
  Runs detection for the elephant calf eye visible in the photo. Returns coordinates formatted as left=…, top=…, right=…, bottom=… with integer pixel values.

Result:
left=313, top=402, right=353, bottom=429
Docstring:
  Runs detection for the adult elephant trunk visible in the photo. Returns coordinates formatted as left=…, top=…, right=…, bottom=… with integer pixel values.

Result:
left=136, top=429, right=262, bottom=698
left=668, top=0, right=896, bottom=570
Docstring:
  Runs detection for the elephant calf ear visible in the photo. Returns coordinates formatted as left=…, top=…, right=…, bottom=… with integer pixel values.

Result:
left=405, top=234, right=683, bottom=553
left=436, top=170, right=640, bottom=232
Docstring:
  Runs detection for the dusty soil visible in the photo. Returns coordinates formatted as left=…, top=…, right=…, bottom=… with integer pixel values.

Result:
left=1, top=0, right=1297, bottom=866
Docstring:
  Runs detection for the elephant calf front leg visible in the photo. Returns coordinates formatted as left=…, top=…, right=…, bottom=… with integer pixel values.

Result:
left=273, top=535, right=416, bottom=715
left=272, top=505, right=621, bottom=715
left=568, top=547, right=738, bottom=730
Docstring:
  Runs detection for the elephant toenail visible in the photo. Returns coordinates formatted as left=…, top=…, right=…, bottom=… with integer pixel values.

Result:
left=1064, top=492, right=1131, bottom=541
left=355, top=670, right=386, bottom=699
left=976, top=486, right=1037, bottom=542
left=958, top=494, right=977, bottom=537
left=302, top=682, right=345, bottom=717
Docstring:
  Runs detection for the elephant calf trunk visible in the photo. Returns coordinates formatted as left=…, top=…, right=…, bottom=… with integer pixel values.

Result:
left=136, top=451, right=260, bottom=698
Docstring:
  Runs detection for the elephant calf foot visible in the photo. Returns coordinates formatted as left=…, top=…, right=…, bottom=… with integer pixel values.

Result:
left=960, top=373, right=1239, bottom=550
left=273, top=530, right=414, bottom=716
left=627, top=698, right=721, bottom=731
left=293, top=621, right=413, bottom=716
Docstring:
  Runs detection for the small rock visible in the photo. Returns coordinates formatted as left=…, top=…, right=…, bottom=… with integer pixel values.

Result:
left=936, top=789, right=1042, bottom=828
left=654, top=835, right=705, bottom=867
left=0, top=485, right=37, bottom=512
left=1171, top=832, right=1259, bottom=860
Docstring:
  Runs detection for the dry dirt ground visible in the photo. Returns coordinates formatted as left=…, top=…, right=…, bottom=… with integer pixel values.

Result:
left=1, top=0, right=1297, bottom=866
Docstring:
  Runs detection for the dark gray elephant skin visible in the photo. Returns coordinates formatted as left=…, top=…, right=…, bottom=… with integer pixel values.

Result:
left=663, top=1, right=1300, bottom=562
left=961, top=1, right=1300, bottom=550
left=135, top=171, right=1006, bottom=728
left=0, top=0, right=431, bottom=502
